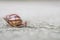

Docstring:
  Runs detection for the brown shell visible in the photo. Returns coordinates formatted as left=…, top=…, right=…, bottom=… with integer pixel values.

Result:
left=4, top=14, right=23, bottom=27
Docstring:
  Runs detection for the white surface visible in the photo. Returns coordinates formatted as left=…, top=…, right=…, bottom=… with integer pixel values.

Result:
left=0, top=28, right=60, bottom=40
left=0, top=1, right=60, bottom=26
left=0, top=1, right=60, bottom=40
left=0, top=18, right=60, bottom=40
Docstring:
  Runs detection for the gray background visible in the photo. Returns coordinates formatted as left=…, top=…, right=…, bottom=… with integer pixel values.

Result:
left=0, top=1, right=60, bottom=40
left=0, top=1, right=60, bottom=26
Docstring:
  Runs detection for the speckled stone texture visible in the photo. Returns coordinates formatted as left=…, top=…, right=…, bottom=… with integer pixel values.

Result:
left=0, top=18, right=60, bottom=40
left=0, top=28, right=60, bottom=40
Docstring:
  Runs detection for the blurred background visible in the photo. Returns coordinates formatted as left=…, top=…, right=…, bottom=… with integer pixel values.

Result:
left=0, top=1, right=60, bottom=26
left=0, top=1, right=60, bottom=40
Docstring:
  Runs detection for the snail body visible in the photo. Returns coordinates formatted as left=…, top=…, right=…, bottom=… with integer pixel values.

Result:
left=4, top=14, right=27, bottom=27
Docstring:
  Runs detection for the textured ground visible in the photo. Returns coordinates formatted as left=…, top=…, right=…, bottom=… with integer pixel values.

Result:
left=0, top=18, right=60, bottom=40
left=0, top=28, right=60, bottom=40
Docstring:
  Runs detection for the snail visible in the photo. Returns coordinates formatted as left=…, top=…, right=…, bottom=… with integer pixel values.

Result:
left=3, top=14, right=27, bottom=27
